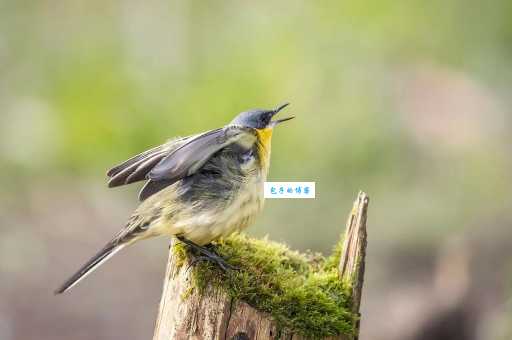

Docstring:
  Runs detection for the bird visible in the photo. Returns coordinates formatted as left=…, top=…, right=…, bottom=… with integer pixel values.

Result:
left=55, top=103, right=294, bottom=294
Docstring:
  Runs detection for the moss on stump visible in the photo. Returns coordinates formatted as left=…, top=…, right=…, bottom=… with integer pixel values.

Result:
left=173, top=233, right=357, bottom=339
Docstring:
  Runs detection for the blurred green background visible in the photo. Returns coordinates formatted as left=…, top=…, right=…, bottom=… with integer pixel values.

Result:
left=1, top=1, right=511, bottom=339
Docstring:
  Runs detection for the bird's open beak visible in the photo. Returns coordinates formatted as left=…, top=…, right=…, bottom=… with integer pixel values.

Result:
left=270, top=102, right=295, bottom=127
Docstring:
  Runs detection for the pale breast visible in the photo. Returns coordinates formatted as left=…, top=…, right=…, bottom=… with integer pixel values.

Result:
left=170, top=174, right=265, bottom=246
left=218, top=176, right=265, bottom=235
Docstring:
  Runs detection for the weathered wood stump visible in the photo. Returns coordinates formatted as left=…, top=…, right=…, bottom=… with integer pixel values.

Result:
left=153, top=192, right=369, bottom=340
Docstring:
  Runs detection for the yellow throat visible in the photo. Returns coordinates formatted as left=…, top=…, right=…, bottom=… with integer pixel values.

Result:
left=256, top=127, right=273, bottom=171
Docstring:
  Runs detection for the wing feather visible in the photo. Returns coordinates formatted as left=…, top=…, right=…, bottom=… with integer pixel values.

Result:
left=106, top=136, right=191, bottom=188
left=107, top=151, right=167, bottom=187
left=124, top=154, right=166, bottom=184
left=106, top=126, right=255, bottom=201
left=148, top=127, right=254, bottom=182
left=138, top=179, right=176, bottom=201
left=107, top=144, right=165, bottom=177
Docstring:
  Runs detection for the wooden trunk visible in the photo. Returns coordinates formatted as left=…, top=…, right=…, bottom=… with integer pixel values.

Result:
left=153, top=192, right=369, bottom=340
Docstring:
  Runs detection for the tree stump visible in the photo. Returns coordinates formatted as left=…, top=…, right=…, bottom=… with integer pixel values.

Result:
left=153, top=192, right=369, bottom=340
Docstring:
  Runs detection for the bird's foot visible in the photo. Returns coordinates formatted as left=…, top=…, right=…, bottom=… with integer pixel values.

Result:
left=187, top=254, right=238, bottom=272
left=178, top=236, right=238, bottom=272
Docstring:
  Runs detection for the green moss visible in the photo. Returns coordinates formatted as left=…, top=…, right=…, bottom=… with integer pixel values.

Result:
left=322, top=237, right=344, bottom=272
left=173, top=233, right=356, bottom=339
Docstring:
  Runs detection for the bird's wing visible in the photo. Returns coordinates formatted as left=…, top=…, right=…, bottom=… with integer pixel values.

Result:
left=148, top=126, right=254, bottom=181
left=106, top=136, right=192, bottom=188
left=139, top=126, right=255, bottom=201
left=108, top=126, right=256, bottom=201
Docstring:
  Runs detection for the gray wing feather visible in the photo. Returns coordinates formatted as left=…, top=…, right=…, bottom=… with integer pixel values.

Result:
left=108, top=151, right=167, bottom=187
left=107, top=144, right=165, bottom=177
left=107, top=126, right=254, bottom=201
left=138, top=179, right=176, bottom=201
left=148, top=127, right=251, bottom=182
left=124, top=153, right=167, bottom=184
left=107, top=137, right=190, bottom=188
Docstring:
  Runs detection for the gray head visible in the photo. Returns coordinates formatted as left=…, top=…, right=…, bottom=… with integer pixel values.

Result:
left=230, top=103, right=294, bottom=129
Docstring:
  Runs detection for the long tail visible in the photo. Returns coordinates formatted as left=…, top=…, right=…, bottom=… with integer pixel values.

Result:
left=54, top=242, right=126, bottom=294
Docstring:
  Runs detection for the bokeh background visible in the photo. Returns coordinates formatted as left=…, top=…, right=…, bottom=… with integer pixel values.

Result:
left=1, top=1, right=511, bottom=339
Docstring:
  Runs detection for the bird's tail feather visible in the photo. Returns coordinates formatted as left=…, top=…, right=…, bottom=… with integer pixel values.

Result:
left=54, top=242, right=126, bottom=294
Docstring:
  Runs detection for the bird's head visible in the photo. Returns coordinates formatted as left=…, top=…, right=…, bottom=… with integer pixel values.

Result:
left=230, top=103, right=294, bottom=130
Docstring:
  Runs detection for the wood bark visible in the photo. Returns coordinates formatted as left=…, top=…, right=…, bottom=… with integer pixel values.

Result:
left=153, top=192, right=369, bottom=340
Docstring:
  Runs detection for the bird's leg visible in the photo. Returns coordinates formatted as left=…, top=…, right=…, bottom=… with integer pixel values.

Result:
left=177, top=236, right=237, bottom=272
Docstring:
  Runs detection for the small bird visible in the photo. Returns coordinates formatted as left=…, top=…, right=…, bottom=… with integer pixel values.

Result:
left=55, top=103, right=294, bottom=294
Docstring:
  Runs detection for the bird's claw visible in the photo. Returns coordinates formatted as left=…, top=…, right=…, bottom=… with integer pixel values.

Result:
left=187, top=254, right=238, bottom=273
left=177, top=236, right=239, bottom=273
